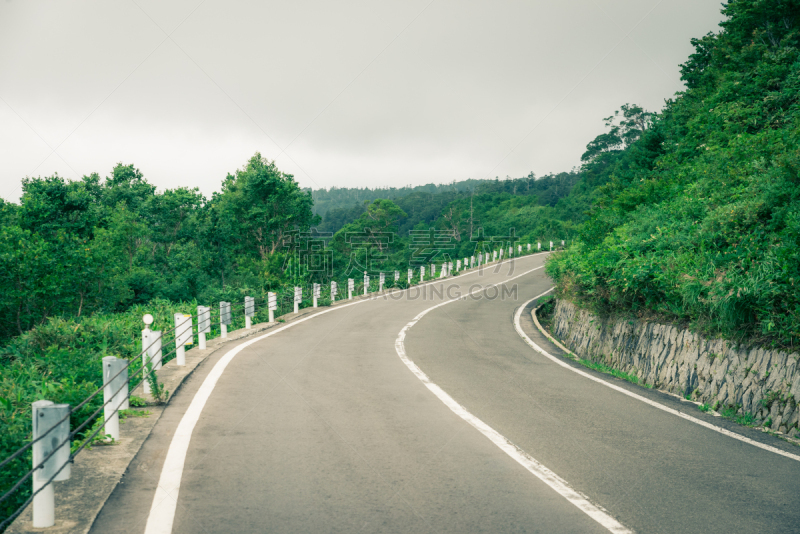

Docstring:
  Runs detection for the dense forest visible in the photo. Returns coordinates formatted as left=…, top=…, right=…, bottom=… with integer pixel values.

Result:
left=310, top=178, right=491, bottom=217
left=0, top=156, right=320, bottom=344
left=0, top=161, right=577, bottom=347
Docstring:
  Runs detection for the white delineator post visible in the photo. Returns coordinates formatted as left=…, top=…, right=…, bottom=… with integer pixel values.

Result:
left=562, top=240, right=565, bottom=247
left=538, top=242, right=542, bottom=251
left=141, top=314, right=154, bottom=394
left=363, top=273, right=369, bottom=296
left=220, top=301, right=231, bottom=338
left=313, top=283, right=320, bottom=308
left=408, top=268, right=412, bottom=284
left=32, top=400, right=70, bottom=528
left=331, top=281, right=338, bottom=304
left=150, top=330, right=162, bottom=370
left=348, top=278, right=354, bottom=300
left=394, top=270, right=399, bottom=283
left=421, top=266, right=425, bottom=281
left=294, top=286, right=302, bottom=313
left=197, top=306, right=210, bottom=349
left=174, top=313, right=192, bottom=366
left=268, top=292, right=277, bottom=322
left=379, top=272, right=385, bottom=292
left=457, top=259, right=461, bottom=271
left=550, top=241, right=553, bottom=251
left=245, top=296, right=254, bottom=329
left=528, top=243, right=531, bottom=251
left=102, top=356, right=127, bottom=441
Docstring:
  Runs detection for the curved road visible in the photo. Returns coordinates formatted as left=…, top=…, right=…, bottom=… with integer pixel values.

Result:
left=91, top=253, right=800, bottom=533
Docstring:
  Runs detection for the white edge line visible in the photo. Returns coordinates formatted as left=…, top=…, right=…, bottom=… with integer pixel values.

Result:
left=393, top=267, right=633, bottom=534
left=144, top=255, right=547, bottom=533
left=514, top=295, right=800, bottom=463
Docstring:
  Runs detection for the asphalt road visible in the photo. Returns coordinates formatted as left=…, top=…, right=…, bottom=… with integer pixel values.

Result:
left=90, top=253, right=800, bottom=533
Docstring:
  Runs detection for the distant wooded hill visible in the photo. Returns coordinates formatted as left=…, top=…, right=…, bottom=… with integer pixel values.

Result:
left=312, top=172, right=580, bottom=234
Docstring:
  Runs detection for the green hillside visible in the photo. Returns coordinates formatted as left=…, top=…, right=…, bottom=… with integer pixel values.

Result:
left=546, top=0, right=800, bottom=348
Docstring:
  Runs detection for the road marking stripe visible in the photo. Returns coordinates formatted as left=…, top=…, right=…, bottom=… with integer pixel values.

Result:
left=144, top=255, right=545, bottom=533
left=515, top=295, right=800, bottom=463
left=394, top=270, right=633, bottom=534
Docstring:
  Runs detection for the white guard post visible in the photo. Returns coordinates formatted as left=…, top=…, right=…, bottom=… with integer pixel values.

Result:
left=550, top=241, right=553, bottom=251
left=140, top=323, right=162, bottom=395
left=220, top=301, right=231, bottom=338
left=102, top=356, right=127, bottom=440
left=449, top=262, right=453, bottom=274
left=142, top=314, right=154, bottom=394
left=431, top=264, right=436, bottom=278
left=198, top=306, right=210, bottom=349
left=493, top=251, right=497, bottom=261
left=408, top=268, right=412, bottom=284
left=331, top=281, right=338, bottom=304
left=364, top=273, right=370, bottom=295
left=394, top=270, right=399, bottom=282
left=268, top=292, right=277, bottom=322
left=348, top=278, right=354, bottom=300
left=421, top=266, right=425, bottom=281
left=313, top=283, right=320, bottom=308
left=538, top=242, right=541, bottom=251
left=174, top=313, right=192, bottom=366
left=528, top=243, right=531, bottom=251
left=141, top=327, right=151, bottom=395
left=244, top=296, right=255, bottom=328
left=32, top=400, right=70, bottom=528
left=562, top=240, right=565, bottom=247
left=518, top=245, right=522, bottom=253
left=456, top=260, right=461, bottom=271
left=379, top=272, right=385, bottom=292
left=294, top=286, right=302, bottom=313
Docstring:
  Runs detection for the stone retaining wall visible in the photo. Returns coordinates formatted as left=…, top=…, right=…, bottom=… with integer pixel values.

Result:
left=550, top=299, right=800, bottom=435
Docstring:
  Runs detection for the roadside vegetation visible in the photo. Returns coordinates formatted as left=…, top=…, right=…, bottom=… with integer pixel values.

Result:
left=545, top=0, right=800, bottom=350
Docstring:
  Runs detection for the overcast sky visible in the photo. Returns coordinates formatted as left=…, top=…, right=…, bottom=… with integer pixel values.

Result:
left=0, top=0, right=724, bottom=202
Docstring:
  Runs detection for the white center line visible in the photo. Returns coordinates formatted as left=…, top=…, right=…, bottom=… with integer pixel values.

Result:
left=394, top=268, right=633, bottom=534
